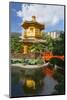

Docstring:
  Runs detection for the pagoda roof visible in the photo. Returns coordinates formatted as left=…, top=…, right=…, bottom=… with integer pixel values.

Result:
left=22, top=20, right=45, bottom=30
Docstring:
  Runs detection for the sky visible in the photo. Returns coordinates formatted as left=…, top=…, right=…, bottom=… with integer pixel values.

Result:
left=10, top=2, right=64, bottom=33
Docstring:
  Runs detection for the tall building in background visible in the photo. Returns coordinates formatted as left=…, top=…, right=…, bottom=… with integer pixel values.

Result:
left=47, top=32, right=61, bottom=39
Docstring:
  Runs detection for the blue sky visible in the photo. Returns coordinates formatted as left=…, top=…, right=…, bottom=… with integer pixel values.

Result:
left=10, top=2, right=22, bottom=33
left=45, top=19, right=64, bottom=32
left=10, top=2, right=64, bottom=33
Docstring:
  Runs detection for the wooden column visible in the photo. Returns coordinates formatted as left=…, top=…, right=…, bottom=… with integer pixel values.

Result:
left=23, top=45, right=28, bottom=54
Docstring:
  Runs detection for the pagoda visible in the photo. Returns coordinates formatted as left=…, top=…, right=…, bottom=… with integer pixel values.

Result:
left=20, top=16, right=46, bottom=90
left=21, top=16, right=45, bottom=54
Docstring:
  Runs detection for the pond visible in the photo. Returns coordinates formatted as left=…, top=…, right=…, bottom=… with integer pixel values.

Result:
left=10, top=66, right=58, bottom=97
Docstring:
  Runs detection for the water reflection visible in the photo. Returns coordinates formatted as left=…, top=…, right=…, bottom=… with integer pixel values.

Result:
left=11, top=66, right=58, bottom=97
left=41, top=76, right=58, bottom=95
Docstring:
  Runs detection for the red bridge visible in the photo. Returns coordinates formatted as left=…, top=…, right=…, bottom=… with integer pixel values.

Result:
left=42, top=52, right=64, bottom=61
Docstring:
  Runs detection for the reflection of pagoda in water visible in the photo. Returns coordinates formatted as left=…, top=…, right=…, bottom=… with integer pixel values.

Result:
left=21, top=16, right=46, bottom=54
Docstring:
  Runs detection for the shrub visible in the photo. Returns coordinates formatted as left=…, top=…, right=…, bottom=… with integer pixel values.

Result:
left=11, top=60, right=22, bottom=64
left=22, top=58, right=44, bottom=65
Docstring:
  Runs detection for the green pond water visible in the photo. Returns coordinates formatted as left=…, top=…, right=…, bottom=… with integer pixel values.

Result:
left=10, top=66, right=58, bottom=97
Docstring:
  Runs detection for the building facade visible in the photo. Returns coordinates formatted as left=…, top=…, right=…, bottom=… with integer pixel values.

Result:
left=47, top=32, right=61, bottom=39
left=21, top=16, right=45, bottom=54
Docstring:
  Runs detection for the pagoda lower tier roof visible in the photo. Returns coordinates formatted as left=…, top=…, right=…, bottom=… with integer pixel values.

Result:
left=22, top=21, right=44, bottom=30
left=22, top=38, right=46, bottom=43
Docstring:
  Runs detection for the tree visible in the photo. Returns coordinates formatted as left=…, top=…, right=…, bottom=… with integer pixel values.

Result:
left=29, top=43, right=46, bottom=58
left=11, top=35, right=23, bottom=53
left=44, top=35, right=54, bottom=52
left=42, top=31, right=64, bottom=55
left=49, top=58, right=64, bottom=69
left=52, top=33, right=64, bottom=55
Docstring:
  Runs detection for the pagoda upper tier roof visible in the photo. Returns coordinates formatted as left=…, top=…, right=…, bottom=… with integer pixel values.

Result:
left=22, top=20, right=45, bottom=30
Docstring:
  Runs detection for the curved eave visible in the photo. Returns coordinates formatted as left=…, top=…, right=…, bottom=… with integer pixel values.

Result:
left=21, top=21, right=45, bottom=30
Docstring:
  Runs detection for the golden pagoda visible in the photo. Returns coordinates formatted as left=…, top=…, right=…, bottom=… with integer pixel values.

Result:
left=21, top=16, right=45, bottom=54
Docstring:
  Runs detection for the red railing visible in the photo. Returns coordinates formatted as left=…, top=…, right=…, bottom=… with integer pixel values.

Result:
left=42, top=52, right=64, bottom=61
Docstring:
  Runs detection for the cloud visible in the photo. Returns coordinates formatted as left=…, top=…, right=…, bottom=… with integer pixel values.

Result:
left=16, top=4, right=64, bottom=28
left=52, top=16, right=59, bottom=25
left=16, top=10, right=22, bottom=17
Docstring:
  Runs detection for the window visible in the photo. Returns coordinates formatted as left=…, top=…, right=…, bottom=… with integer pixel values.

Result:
left=30, top=27, right=34, bottom=32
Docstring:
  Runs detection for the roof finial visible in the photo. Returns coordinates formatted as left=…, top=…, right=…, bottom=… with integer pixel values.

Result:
left=32, top=16, right=36, bottom=22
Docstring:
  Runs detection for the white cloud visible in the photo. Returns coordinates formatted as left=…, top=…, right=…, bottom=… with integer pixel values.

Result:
left=52, top=16, right=59, bottom=25
left=16, top=4, right=64, bottom=28
left=16, top=10, right=22, bottom=17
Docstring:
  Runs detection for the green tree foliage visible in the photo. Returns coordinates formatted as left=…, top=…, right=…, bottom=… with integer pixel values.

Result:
left=49, top=58, right=64, bottom=69
left=11, top=34, right=23, bottom=53
left=29, top=43, right=45, bottom=53
left=42, top=31, right=64, bottom=55
left=52, top=33, right=64, bottom=55
left=45, top=35, right=54, bottom=51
